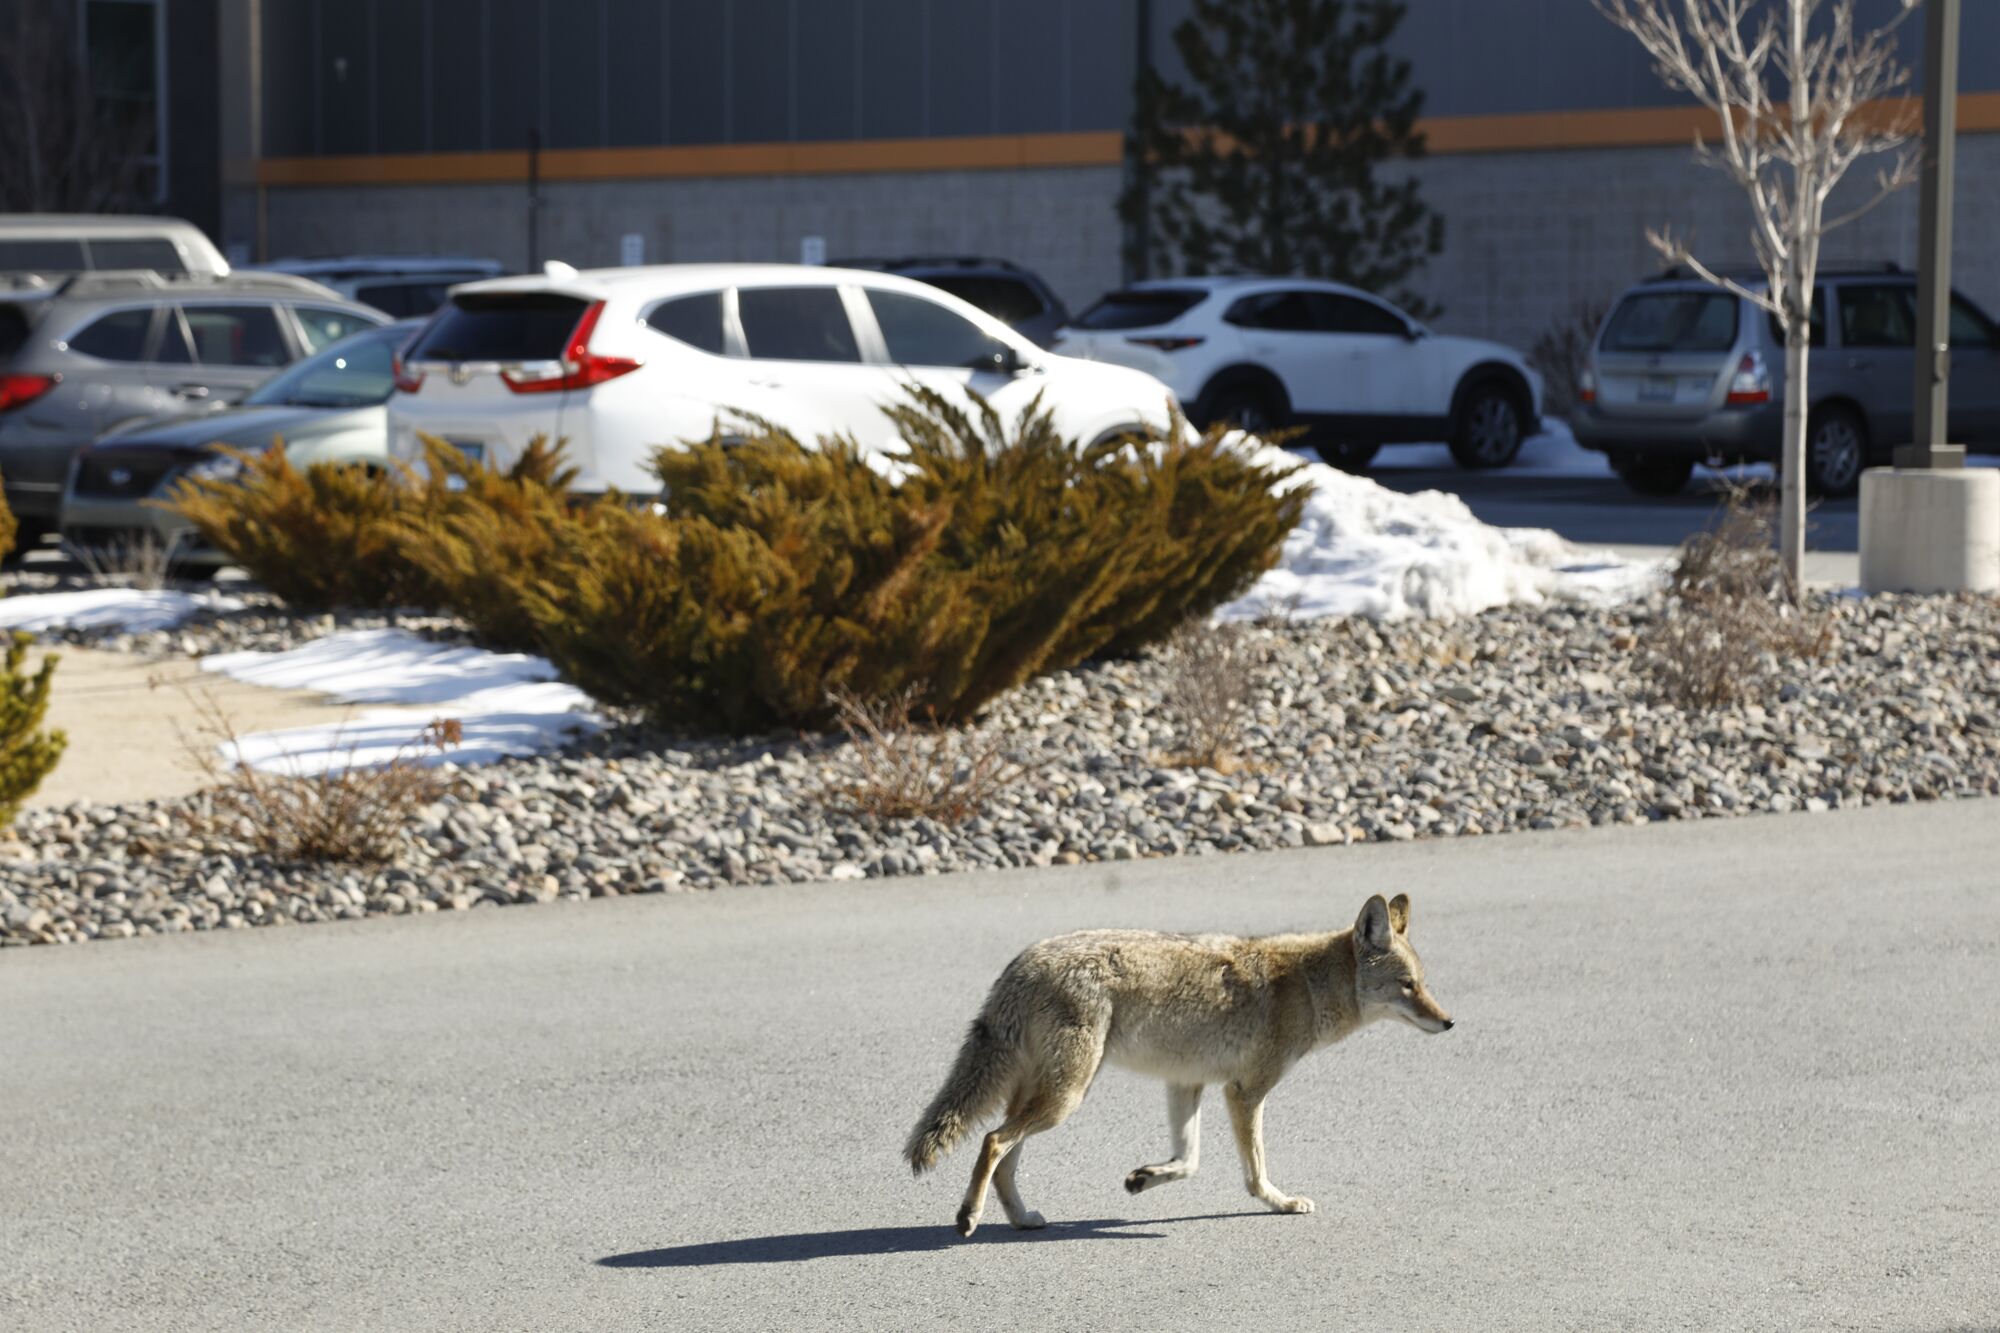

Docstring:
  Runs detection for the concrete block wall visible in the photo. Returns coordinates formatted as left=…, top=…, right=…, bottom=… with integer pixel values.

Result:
left=257, top=133, right=2000, bottom=355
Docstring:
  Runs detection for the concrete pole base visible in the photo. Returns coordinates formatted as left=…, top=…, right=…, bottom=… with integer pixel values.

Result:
left=1858, top=465, right=2000, bottom=594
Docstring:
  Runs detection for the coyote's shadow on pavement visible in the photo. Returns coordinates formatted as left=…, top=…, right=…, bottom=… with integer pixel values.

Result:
left=599, top=1213, right=1263, bottom=1268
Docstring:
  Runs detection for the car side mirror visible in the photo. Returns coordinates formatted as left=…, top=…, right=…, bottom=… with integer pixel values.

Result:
left=1403, top=323, right=1426, bottom=341
left=980, top=345, right=1024, bottom=375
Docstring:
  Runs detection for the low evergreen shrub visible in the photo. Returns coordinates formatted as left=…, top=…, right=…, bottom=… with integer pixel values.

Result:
left=520, top=389, right=1305, bottom=732
left=0, top=473, right=17, bottom=565
left=0, top=632, right=66, bottom=826
left=159, top=447, right=437, bottom=612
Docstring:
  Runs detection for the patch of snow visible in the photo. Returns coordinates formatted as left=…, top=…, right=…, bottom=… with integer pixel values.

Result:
left=1220, top=439, right=1661, bottom=622
left=0, top=588, right=240, bottom=634
left=1351, top=419, right=1611, bottom=478
left=201, top=628, right=600, bottom=775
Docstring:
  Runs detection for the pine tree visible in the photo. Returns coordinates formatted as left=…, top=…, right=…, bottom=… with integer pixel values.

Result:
left=0, top=633, right=65, bottom=826
left=1122, top=0, right=1444, bottom=315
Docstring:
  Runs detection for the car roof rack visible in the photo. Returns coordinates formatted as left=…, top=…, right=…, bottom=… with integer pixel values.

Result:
left=1651, top=260, right=1903, bottom=283
left=38, top=268, right=342, bottom=300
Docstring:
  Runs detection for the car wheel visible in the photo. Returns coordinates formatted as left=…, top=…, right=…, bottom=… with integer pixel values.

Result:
left=1313, top=441, right=1380, bottom=472
left=1610, top=454, right=1694, bottom=497
left=1804, top=404, right=1866, bottom=498
left=1448, top=382, right=1526, bottom=469
left=1204, top=384, right=1283, bottom=438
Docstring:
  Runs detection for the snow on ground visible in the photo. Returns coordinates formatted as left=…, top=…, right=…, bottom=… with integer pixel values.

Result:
left=0, top=588, right=240, bottom=634
left=201, top=629, right=600, bottom=775
left=1220, top=437, right=1659, bottom=622
left=1362, top=419, right=1612, bottom=478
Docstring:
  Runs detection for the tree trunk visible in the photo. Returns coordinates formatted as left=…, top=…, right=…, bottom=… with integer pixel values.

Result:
left=1780, top=321, right=1809, bottom=598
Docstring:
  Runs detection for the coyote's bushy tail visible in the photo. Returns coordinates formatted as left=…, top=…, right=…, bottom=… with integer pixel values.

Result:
left=904, top=1017, right=1014, bottom=1174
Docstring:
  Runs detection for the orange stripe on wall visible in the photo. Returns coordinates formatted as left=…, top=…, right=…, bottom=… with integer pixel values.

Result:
left=255, top=94, right=2000, bottom=187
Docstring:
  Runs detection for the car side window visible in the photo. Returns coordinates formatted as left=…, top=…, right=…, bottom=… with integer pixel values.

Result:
left=866, top=289, right=1008, bottom=368
left=736, top=287, right=860, bottom=362
left=295, top=306, right=378, bottom=352
left=1765, top=287, right=1827, bottom=348
left=1224, top=291, right=1318, bottom=332
left=646, top=292, right=728, bottom=355
left=66, top=308, right=155, bottom=361
left=1313, top=295, right=1408, bottom=337
left=182, top=303, right=291, bottom=366
left=87, top=238, right=187, bottom=273
left=1948, top=296, right=1997, bottom=348
left=1838, top=285, right=1915, bottom=349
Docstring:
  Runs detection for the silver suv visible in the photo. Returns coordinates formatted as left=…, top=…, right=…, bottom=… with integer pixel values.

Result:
left=1573, top=266, right=2000, bottom=496
left=0, top=270, right=385, bottom=545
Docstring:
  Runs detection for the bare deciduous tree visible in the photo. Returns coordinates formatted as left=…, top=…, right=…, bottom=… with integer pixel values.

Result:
left=0, top=0, right=152, bottom=214
left=1594, top=0, right=1920, bottom=595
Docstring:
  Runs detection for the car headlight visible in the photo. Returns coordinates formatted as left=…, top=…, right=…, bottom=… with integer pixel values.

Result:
left=184, top=452, right=244, bottom=483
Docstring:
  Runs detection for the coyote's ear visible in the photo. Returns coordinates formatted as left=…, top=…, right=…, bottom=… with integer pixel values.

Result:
left=1356, top=894, right=1394, bottom=953
left=1387, top=893, right=1411, bottom=936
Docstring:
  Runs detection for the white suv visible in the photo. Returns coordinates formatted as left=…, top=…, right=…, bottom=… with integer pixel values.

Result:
left=1054, top=277, right=1542, bottom=470
left=386, top=264, right=1177, bottom=494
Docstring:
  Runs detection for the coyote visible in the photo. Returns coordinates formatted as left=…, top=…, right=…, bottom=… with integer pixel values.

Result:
left=905, top=893, right=1452, bottom=1236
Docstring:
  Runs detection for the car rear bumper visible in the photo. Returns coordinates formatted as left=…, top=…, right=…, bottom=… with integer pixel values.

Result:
left=1569, top=403, right=1782, bottom=463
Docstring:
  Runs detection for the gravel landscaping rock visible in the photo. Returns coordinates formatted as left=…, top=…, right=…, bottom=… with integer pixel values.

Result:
left=3, top=590, right=1998, bottom=947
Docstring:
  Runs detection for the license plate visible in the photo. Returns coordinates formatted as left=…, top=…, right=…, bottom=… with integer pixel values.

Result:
left=1639, top=375, right=1676, bottom=403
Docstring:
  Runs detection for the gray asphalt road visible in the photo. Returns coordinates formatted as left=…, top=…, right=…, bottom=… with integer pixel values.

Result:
left=1370, top=463, right=1863, bottom=552
left=3, top=801, right=1997, bottom=1332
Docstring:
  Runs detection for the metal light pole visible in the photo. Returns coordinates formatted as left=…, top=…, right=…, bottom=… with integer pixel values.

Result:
left=1900, top=0, right=1961, bottom=468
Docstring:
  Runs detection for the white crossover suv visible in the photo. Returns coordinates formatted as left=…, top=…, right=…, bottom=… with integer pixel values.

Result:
left=1053, top=276, right=1542, bottom=470
left=386, top=263, right=1177, bottom=494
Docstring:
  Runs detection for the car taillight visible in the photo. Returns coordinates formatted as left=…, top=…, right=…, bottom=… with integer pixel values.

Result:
left=502, top=301, right=642, bottom=394
left=392, top=354, right=425, bottom=394
left=1125, top=336, right=1205, bottom=352
left=1577, top=368, right=1596, bottom=404
left=0, top=373, right=60, bottom=413
left=1725, top=350, right=1770, bottom=405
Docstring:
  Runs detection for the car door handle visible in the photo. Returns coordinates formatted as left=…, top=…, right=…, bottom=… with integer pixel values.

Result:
left=171, top=383, right=212, bottom=399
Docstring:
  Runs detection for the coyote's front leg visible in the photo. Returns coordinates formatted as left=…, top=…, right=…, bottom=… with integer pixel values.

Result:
left=1125, top=1083, right=1203, bottom=1193
left=1224, top=1079, right=1313, bottom=1214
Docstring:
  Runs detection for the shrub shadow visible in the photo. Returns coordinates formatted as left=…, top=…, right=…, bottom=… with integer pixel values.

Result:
left=599, top=1212, right=1263, bottom=1268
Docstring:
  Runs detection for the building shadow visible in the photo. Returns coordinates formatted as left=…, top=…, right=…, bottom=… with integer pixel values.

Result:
left=598, top=1212, right=1265, bottom=1268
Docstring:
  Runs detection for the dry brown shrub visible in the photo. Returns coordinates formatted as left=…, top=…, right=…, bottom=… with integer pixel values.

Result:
left=1157, top=620, right=1258, bottom=773
left=819, top=686, right=1032, bottom=825
left=1641, top=489, right=1833, bottom=709
left=178, top=685, right=463, bottom=863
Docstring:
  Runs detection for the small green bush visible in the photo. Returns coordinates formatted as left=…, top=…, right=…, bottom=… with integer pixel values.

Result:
left=0, top=632, right=66, bottom=826
left=388, top=437, right=590, bottom=652
left=0, top=472, right=17, bottom=565
left=519, top=388, right=1305, bottom=732
left=159, top=447, right=438, bottom=612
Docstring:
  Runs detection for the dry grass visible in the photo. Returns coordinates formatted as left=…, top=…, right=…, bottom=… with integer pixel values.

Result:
left=63, top=531, right=186, bottom=590
left=1156, top=619, right=1258, bottom=773
left=819, top=686, right=1031, bottom=825
left=175, top=683, right=463, bottom=863
left=1527, top=297, right=1611, bottom=420
left=1641, top=488, right=1833, bottom=709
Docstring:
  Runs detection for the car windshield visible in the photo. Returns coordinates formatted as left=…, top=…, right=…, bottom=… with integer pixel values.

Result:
left=1601, top=291, right=1739, bottom=353
left=245, top=325, right=403, bottom=407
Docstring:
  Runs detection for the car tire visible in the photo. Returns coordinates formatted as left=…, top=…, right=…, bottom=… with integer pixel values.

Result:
left=1804, top=403, right=1867, bottom=498
left=1610, top=454, right=1695, bottom=497
left=1448, top=380, right=1526, bottom=469
left=1203, top=384, right=1284, bottom=438
left=1313, top=441, right=1380, bottom=472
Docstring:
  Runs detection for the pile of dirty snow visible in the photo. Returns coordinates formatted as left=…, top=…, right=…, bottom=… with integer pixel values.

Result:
left=1219, top=439, right=1656, bottom=622
left=201, top=628, right=599, bottom=775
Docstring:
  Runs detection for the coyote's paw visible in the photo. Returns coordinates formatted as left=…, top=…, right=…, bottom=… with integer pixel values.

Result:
left=1124, top=1168, right=1152, bottom=1194
left=1008, top=1210, right=1047, bottom=1230
left=956, top=1205, right=978, bottom=1237
left=1270, top=1195, right=1315, bottom=1215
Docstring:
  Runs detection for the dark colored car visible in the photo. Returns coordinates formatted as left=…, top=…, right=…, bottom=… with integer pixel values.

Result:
left=828, top=256, right=1070, bottom=348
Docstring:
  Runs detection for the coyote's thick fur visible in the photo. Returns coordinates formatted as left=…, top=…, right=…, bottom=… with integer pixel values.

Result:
left=906, top=893, right=1452, bottom=1236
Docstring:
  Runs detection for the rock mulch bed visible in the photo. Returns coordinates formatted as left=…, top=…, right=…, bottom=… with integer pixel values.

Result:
left=4, top=591, right=1997, bottom=946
